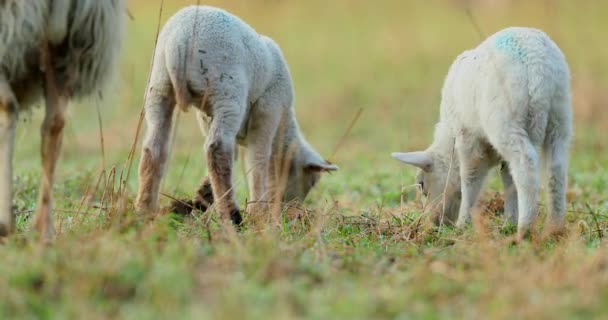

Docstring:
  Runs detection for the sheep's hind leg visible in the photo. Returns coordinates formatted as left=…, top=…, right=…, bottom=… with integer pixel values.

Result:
left=542, top=134, right=569, bottom=236
left=135, top=88, right=176, bottom=213
left=500, top=162, right=518, bottom=226
left=0, top=76, right=17, bottom=237
left=33, top=73, right=69, bottom=241
left=205, top=100, right=245, bottom=226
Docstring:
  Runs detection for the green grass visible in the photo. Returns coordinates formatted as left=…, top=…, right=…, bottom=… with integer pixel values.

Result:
left=2, top=0, right=608, bottom=318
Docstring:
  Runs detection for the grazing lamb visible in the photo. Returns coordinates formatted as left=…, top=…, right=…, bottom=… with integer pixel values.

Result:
left=0, top=0, right=125, bottom=238
left=135, top=6, right=338, bottom=225
left=392, top=27, right=572, bottom=239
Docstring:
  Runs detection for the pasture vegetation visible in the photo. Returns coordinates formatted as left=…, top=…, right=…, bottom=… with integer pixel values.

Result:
left=1, top=0, right=608, bottom=318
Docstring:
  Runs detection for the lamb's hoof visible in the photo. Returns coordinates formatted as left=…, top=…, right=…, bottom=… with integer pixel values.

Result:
left=229, top=208, right=243, bottom=227
left=542, top=224, right=567, bottom=241
left=516, top=227, right=536, bottom=242
left=455, top=220, right=468, bottom=229
left=0, top=223, right=12, bottom=238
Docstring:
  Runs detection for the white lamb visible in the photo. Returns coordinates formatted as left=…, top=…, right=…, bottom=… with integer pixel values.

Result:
left=135, top=6, right=338, bottom=225
left=0, top=0, right=126, bottom=238
left=392, top=27, right=572, bottom=239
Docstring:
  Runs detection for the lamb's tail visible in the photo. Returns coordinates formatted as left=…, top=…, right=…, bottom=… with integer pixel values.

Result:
left=526, top=35, right=570, bottom=144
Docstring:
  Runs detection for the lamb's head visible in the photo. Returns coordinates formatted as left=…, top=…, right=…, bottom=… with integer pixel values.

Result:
left=273, top=141, right=338, bottom=204
left=391, top=150, right=461, bottom=224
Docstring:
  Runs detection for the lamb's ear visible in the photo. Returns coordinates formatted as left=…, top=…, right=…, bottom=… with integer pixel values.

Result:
left=391, top=151, right=433, bottom=172
left=305, top=161, right=339, bottom=173
left=303, top=150, right=339, bottom=172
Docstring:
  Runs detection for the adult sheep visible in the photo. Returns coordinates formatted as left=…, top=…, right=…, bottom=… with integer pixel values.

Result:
left=135, top=6, right=338, bottom=225
left=0, top=0, right=126, bottom=238
left=393, top=27, right=572, bottom=240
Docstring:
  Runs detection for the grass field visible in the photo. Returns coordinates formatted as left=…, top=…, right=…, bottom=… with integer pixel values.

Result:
left=2, top=0, right=608, bottom=318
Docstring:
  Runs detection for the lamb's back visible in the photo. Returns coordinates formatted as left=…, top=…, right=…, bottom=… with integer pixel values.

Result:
left=159, top=5, right=276, bottom=99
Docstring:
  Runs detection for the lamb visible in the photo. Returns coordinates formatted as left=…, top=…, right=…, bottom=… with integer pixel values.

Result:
left=0, top=0, right=126, bottom=238
left=392, top=27, right=572, bottom=239
left=135, top=6, right=338, bottom=225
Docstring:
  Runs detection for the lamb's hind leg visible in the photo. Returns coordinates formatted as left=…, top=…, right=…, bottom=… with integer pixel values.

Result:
left=205, top=99, right=245, bottom=226
left=455, top=136, right=491, bottom=228
left=0, top=75, right=17, bottom=237
left=33, top=74, right=69, bottom=240
left=135, top=87, right=176, bottom=212
left=543, top=132, right=570, bottom=236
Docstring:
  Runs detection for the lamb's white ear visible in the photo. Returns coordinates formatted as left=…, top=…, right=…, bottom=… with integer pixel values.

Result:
left=305, top=161, right=339, bottom=173
left=303, top=149, right=339, bottom=172
left=391, top=151, right=433, bottom=171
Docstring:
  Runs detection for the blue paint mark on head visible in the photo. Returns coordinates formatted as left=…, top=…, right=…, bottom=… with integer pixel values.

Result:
left=494, top=31, right=525, bottom=59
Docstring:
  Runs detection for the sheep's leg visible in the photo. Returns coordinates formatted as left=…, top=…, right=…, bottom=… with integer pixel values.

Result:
left=454, top=138, right=490, bottom=228
left=243, top=101, right=281, bottom=214
left=205, top=102, right=244, bottom=226
left=33, top=76, right=69, bottom=240
left=0, top=76, right=17, bottom=237
left=493, top=133, right=539, bottom=240
left=542, top=135, right=569, bottom=236
left=500, top=161, right=518, bottom=225
left=135, top=88, right=176, bottom=212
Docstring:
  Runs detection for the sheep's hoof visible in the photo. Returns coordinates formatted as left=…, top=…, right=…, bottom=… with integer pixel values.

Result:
left=0, top=223, right=12, bottom=238
left=516, top=227, right=536, bottom=242
left=229, top=208, right=243, bottom=227
left=455, top=219, right=468, bottom=229
left=542, top=224, right=567, bottom=241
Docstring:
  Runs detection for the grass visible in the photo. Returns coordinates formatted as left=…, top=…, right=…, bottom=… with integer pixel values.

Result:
left=2, top=0, right=608, bottom=318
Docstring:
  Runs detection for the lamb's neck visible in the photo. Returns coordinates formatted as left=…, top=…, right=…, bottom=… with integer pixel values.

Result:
left=430, top=123, right=460, bottom=172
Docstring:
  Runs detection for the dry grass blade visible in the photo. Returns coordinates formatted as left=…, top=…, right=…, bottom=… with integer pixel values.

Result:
left=122, top=0, right=165, bottom=199
left=464, top=7, right=485, bottom=40
left=328, top=108, right=363, bottom=161
left=96, top=95, right=106, bottom=170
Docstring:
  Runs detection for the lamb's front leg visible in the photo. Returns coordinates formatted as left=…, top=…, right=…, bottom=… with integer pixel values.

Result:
left=455, top=138, right=491, bottom=228
left=500, top=161, right=518, bottom=225
left=494, top=134, right=540, bottom=240
left=135, top=89, right=176, bottom=212
left=0, top=76, right=17, bottom=236
left=205, top=105, right=244, bottom=226
left=244, top=144, right=271, bottom=214
left=243, top=109, right=280, bottom=214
